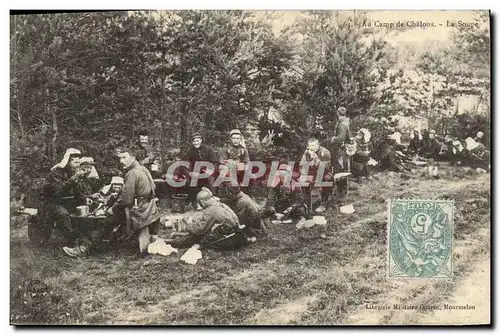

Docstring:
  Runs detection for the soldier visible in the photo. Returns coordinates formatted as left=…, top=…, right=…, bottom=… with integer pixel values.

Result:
left=330, top=107, right=351, bottom=203
left=63, top=146, right=161, bottom=257
left=352, top=129, right=373, bottom=178
left=299, top=138, right=333, bottom=213
left=226, top=185, right=264, bottom=239
left=262, top=166, right=309, bottom=224
left=136, top=130, right=160, bottom=175
left=170, top=189, right=248, bottom=250
left=437, top=135, right=454, bottom=162
left=42, top=148, right=93, bottom=245
left=220, top=129, right=250, bottom=165
left=408, top=128, right=423, bottom=155
left=219, top=129, right=251, bottom=192
left=183, top=133, right=219, bottom=208
left=91, top=176, right=124, bottom=208
left=474, top=131, right=485, bottom=144
left=421, top=130, right=442, bottom=159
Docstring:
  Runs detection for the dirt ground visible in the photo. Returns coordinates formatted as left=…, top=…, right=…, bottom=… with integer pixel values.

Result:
left=10, top=163, right=491, bottom=325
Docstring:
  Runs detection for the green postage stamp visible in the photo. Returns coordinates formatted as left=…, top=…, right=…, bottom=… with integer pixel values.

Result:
left=388, top=199, right=454, bottom=279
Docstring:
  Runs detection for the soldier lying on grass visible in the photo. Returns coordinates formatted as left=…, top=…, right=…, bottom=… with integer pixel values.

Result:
left=169, top=189, right=248, bottom=250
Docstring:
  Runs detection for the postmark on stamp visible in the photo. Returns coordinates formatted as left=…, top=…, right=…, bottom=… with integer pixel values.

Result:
left=388, top=199, right=454, bottom=279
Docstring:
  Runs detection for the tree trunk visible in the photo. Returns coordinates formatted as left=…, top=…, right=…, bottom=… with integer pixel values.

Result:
left=50, top=93, right=58, bottom=162
left=180, top=100, right=187, bottom=146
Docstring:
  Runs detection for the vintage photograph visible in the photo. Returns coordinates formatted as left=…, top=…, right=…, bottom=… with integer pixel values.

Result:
left=10, top=10, right=490, bottom=325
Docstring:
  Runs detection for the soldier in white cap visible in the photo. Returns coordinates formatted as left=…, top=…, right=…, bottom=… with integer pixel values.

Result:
left=42, top=148, right=93, bottom=245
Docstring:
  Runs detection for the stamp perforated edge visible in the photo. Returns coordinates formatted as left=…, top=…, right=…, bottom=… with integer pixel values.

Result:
left=386, top=198, right=455, bottom=280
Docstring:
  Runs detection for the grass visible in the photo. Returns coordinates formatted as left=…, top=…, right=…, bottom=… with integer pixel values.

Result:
left=10, top=162, right=490, bottom=325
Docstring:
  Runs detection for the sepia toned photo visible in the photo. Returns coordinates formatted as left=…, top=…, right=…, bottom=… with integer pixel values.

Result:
left=10, top=10, right=491, bottom=325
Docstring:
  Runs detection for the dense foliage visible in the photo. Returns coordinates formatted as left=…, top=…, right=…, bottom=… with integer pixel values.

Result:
left=10, top=11, right=490, bottom=195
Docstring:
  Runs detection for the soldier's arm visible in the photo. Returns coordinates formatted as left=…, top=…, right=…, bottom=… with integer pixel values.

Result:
left=320, top=148, right=332, bottom=170
left=219, top=145, right=229, bottom=163
left=112, top=172, right=136, bottom=209
left=242, top=148, right=250, bottom=164
left=320, top=148, right=331, bottom=163
left=48, top=170, right=78, bottom=198
left=234, top=201, right=247, bottom=221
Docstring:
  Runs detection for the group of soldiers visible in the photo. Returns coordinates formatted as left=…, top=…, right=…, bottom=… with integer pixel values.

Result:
left=29, top=106, right=489, bottom=258
left=351, top=126, right=490, bottom=176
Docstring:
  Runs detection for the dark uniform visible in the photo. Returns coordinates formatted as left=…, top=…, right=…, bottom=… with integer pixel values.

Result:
left=299, top=146, right=333, bottom=207
left=352, top=137, right=372, bottom=178
left=264, top=177, right=309, bottom=222
left=81, top=160, right=161, bottom=251
left=330, top=116, right=351, bottom=200
left=43, top=166, right=93, bottom=243
left=171, top=202, right=247, bottom=250
left=138, top=142, right=161, bottom=177
left=232, top=190, right=265, bottom=238
left=408, top=131, right=423, bottom=155
left=220, top=144, right=249, bottom=164
left=183, top=143, right=219, bottom=206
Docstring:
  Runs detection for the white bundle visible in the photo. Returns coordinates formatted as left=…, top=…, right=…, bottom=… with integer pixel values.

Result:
left=147, top=239, right=178, bottom=256
left=340, top=204, right=355, bottom=214
left=181, top=246, right=202, bottom=265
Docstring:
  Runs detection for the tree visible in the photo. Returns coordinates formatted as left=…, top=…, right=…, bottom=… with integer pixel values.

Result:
left=281, top=11, right=396, bottom=142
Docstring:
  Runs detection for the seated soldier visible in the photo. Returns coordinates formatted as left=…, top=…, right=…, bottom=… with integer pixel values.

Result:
left=450, top=140, right=467, bottom=165
left=220, top=129, right=250, bottom=165
left=372, top=138, right=407, bottom=173
left=437, top=135, right=454, bottom=162
left=136, top=130, right=162, bottom=177
left=42, top=148, right=93, bottom=245
left=388, top=131, right=406, bottom=152
left=63, top=146, right=161, bottom=258
left=91, top=176, right=124, bottom=208
left=262, top=166, right=309, bottom=224
left=421, top=130, right=442, bottom=159
left=170, top=189, right=248, bottom=250
left=219, top=129, right=250, bottom=187
left=474, top=131, right=485, bottom=144
left=465, top=137, right=490, bottom=169
left=352, top=129, right=372, bottom=178
left=226, top=185, right=265, bottom=239
left=299, top=138, right=333, bottom=214
left=79, top=157, right=100, bottom=193
left=183, top=133, right=219, bottom=208
left=408, top=128, right=423, bottom=155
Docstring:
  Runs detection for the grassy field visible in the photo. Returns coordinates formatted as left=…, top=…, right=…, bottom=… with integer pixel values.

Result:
left=10, top=163, right=490, bottom=325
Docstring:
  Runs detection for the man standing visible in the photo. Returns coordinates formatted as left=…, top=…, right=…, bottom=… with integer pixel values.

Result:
left=170, top=189, right=247, bottom=250
left=63, top=146, right=161, bottom=257
left=183, top=133, right=219, bottom=208
left=299, top=138, right=333, bottom=213
left=330, top=107, right=351, bottom=203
